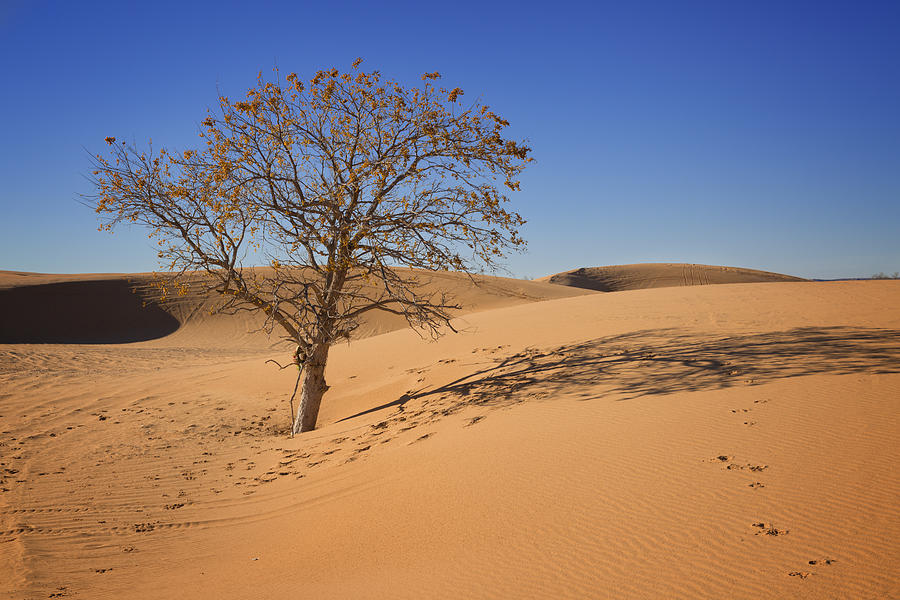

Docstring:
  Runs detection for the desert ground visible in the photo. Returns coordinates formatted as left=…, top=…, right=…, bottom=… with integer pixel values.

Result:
left=1, top=264, right=898, bottom=599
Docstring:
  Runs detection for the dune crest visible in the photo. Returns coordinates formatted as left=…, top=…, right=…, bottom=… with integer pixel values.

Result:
left=540, top=263, right=806, bottom=292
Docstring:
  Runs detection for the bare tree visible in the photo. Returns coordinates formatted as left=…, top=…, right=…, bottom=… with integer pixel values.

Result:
left=89, top=59, right=531, bottom=434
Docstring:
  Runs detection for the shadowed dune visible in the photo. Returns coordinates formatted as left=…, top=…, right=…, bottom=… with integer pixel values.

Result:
left=0, top=279, right=179, bottom=344
left=541, top=263, right=806, bottom=291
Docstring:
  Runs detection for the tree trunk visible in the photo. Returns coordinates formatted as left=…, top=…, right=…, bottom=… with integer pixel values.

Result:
left=292, top=343, right=330, bottom=434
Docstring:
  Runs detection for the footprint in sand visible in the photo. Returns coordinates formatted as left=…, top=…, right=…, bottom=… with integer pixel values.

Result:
left=722, top=462, right=768, bottom=472
left=751, top=522, right=788, bottom=536
left=709, top=456, right=769, bottom=477
left=731, top=399, right=769, bottom=414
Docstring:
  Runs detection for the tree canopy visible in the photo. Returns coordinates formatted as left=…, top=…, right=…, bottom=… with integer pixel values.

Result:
left=90, top=59, right=532, bottom=433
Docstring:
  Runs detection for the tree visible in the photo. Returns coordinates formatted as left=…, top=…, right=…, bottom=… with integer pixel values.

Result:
left=89, top=59, right=531, bottom=434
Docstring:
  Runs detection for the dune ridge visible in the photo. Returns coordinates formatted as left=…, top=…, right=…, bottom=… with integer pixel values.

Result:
left=540, top=263, right=806, bottom=292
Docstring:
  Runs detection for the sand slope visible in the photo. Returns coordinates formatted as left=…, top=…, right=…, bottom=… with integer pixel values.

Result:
left=1, top=273, right=898, bottom=599
left=540, top=263, right=806, bottom=291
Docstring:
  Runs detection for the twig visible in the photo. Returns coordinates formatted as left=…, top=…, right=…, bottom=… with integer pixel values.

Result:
left=265, top=359, right=294, bottom=370
left=288, top=366, right=302, bottom=438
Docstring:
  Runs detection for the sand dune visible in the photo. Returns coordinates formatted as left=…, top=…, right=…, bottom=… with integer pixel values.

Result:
left=540, top=263, right=806, bottom=292
left=1, top=269, right=898, bottom=599
left=0, top=269, right=591, bottom=346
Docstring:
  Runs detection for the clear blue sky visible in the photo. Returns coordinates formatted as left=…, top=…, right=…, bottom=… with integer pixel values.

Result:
left=1, top=0, right=898, bottom=279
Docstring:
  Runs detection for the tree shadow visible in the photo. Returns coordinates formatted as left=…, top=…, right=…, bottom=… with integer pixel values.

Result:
left=342, top=326, right=900, bottom=425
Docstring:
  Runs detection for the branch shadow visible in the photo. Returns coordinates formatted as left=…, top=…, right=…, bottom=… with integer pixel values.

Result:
left=343, top=326, right=900, bottom=425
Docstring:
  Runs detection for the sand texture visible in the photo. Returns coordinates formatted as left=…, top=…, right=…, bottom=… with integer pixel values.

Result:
left=1, top=268, right=898, bottom=599
left=540, top=263, right=806, bottom=292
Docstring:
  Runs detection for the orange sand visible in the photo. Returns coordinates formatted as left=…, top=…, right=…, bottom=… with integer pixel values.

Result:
left=1, top=267, right=898, bottom=599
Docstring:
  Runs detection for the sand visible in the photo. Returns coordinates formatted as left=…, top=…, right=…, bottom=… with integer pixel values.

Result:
left=1, top=266, right=898, bottom=599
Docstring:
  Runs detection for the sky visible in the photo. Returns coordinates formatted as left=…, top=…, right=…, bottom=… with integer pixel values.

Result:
left=1, top=0, right=898, bottom=280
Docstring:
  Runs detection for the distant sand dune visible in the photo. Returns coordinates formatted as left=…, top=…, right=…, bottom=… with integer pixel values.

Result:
left=541, top=263, right=806, bottom=291
left=0, top=269, right=591, bottom=346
